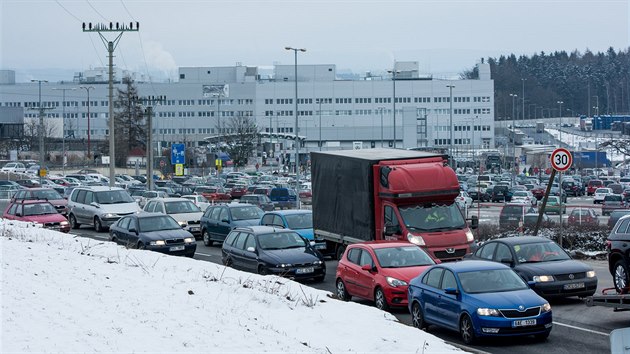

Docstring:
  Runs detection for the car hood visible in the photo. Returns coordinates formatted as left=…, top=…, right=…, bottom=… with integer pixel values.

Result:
left=381, top=266, right=433, bottom=283
left=168, top=212, right=204, bottom=222
left=516, top=259, right=593, bottom=276
left=467, top=289, right=546, bottom=309
left=141, top=229, right=193, bottom=241
left=98, top=202, right=141, bottom=214
left=260, top=247, right=322, bottom=265
left=293, top=228, right=314, bottom=240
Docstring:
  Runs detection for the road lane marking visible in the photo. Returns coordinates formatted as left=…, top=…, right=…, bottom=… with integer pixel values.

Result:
left=553, top=321, right=610, bottom=336
left=195, top=252, right=218, bottom=258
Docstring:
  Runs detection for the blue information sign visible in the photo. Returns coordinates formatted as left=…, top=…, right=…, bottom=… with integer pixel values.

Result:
left=171, top=143, right=185, bottom=164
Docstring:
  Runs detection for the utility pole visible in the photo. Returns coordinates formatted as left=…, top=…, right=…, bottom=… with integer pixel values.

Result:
left=30, top=80, right=51, bottom=185
left=79, top=86, right=94, bottom=161
left=137, top=96, right=166, bottom=191
left=447, top=85, right=455, bottom=168
left=285, top=46, right=306, bottom=209
left=53, top=87, right=76, bottom=175
left=83, top=21, right=139, bottom=187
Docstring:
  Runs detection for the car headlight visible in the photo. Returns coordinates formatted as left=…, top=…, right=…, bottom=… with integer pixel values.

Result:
left=102, top=213, right=117, bottom=219
left=313, top=260, right=324, bottom=265
left=386, top=276, right=408, bottom=287
left=586, top=270, right=596, bottom=278
left=533, top=275, right=555, bottom=282
left=149, top=240, right=166, bottom=246
left=60, top=221, right=69, bottom=226
left=276, top=263, right=292, bottom=268
left=476, top=308, right=501, bottom=317
left=465, top=229, right=474, bottom=242
left=541, top=302, right=552, bottom=313
left=407, top=233, right=425, bottom=246
left=184, top=237, right=195, bottom=243
left=178, top=221, right=187, bottom=227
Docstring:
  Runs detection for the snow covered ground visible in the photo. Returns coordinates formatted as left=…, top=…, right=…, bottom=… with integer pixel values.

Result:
left=1, top=220, right=464, bottom=353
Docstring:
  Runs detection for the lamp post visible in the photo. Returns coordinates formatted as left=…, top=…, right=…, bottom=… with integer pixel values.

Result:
left=521, top=78, right=526, bottom=125
left=593, top=96, right=599, bottom=117
left=31, top=79, right=48, bottom=184
left=557, top=100, right=563, bottom=146
left=318, top=99, right=322, bottom=151
left=285, top=46, right=306, bottom=209
left=447, top=85, right=455, bottom=167
left=378, top=107, right=385, bottom=147
left=53, top=87, right=76, bottom=175
left=80, top=86, right=95, bottom=161
left=510, top=93, right=517, bottom=177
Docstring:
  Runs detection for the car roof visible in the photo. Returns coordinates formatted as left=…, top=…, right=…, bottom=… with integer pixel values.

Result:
left=264, top=209, right=312, bottom=216
left=435, top=260, right=510, bottom=272
left=157, top=197, right=192, bottom=202
left=75, top=186, right=124, bottom=192
left=348, top=241, right=419, bottom=249
left=487, top=236, right=551, bottom=245
left=10, top=199, right=53, bottom=205
left=134, top=212, right=167, bottom=219
left=233, top=225, right=288, bottom=234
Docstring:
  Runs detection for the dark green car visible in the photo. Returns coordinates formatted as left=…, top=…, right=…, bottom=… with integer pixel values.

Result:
left=545, top=196, right=566, bottom=214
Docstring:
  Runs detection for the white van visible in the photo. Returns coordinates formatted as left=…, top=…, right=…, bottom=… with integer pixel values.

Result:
left=67, top=186, right=141, bottom=232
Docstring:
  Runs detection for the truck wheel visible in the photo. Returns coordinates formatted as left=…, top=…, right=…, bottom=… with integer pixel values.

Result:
left=336, top=245, right=346, bottom=261
left=614, top=260, right=630, bottom=293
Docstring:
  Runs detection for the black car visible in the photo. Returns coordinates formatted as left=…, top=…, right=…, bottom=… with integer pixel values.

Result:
left=608, top=210, right=630, bottom=229
left=562, top=180, right=581, bottom=197
left=221, top=225, right=326, bottom=281
left=240, top=194, right=275, bottom=211
left=469, top=236, right=597, bottom=298
left=607, top=214, right=630, bottom=292
left=108, top=212, right=197, bottom=257
left=491, top=185, right=512, bottom=202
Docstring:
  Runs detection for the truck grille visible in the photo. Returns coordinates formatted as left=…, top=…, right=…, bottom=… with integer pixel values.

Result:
left=433, top=249, right=467, bottom=260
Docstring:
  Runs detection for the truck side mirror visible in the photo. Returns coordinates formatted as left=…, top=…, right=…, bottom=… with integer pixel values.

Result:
left=384, top=223, right=400, bottom=236
left=469, top=215, right=479, bottom=229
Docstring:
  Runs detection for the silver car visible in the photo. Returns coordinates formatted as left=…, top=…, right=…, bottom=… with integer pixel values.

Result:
left=67, top=186, right=141, bottom=232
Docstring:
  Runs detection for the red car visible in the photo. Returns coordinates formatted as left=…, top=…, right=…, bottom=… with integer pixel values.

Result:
left=229, top=184, right=249, bottom=199
left=335, top=241, right=436, bottom=311
left=200, top=187, right=232, bottom=202
left=530, top=185, right=546, bottom=200
left=567, top=207, right=599, bottom=227
left=11, top=187, right=68, bottom=216
left=3, top=200, right=70, bottom=233
left=587, top=180, right=603, bottom=196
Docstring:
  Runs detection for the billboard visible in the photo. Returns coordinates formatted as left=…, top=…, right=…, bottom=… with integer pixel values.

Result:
left=202, top=84, right=229, bottom=98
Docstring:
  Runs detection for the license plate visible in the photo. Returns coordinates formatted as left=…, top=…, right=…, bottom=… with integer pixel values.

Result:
left=169, top=245, right=185, bottom=251
left=315, top=244, right=327, bottom=250
left=564, top=282, right=585, bottom=290
left=189, top=227, right=199, bottom=232
left=296, top=267, right=314, bottom=274
left=513, top=319, right=536, bottom=327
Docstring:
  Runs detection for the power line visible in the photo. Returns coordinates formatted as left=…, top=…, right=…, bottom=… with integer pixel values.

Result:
left=54, top=0, right=81, bottom=21
left=85, top=0, right=108, bottom=22
left=53, top=0, right=105, bottom=67
left=120, top=0, right=136, bottom=21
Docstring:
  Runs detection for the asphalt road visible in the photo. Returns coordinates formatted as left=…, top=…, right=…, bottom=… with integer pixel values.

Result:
left=70, top=197, right=621, bottom=354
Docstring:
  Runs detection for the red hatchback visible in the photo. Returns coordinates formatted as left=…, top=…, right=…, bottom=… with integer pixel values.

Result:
left=3, top=200, right=70, bottom=233
left=335, top=241, right=436, bottom=311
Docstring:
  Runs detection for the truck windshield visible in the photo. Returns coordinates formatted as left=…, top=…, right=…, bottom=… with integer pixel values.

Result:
left=399, top=203, right=466, bottom=232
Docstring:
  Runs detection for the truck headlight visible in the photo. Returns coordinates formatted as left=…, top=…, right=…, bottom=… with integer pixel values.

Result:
left=465, top=230, right=474, bottom=242
left=407, top=233, right=425, bottom=246
left=386, top=276, right=408, bottom=287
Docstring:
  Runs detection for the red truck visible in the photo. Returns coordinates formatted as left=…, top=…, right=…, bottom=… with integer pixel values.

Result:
left=311, top=149, right=478, bottom=261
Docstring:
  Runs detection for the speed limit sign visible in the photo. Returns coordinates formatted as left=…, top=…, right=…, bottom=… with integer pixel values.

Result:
left=550, top=148, right=572, bottom=172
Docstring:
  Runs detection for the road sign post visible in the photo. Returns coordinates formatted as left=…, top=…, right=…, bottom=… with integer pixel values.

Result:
left=549, top=148, right=573, bottom=248
left=171, top=143, right=185, bottom=165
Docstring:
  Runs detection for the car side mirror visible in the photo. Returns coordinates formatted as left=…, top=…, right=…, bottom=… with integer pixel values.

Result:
left=527, top=280, right=536, bottom=288
left=221, top=219, right=229, bottom=223
left=361, top=264, right=376, bottom=272
left=500, top=258, right=514, bottom=267
left=246, top=246, right=256, bottom=252
left=15, top=212, right=21, bottom=217
left=90, top=202, right=100, bottom=208
left=444, top=287, right=459, bottom=295
left=129, top=228, right=138, bottom=234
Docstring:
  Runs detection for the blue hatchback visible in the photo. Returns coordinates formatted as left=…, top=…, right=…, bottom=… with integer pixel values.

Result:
left=407, top=260, right=552, bottom=344
left=259, top=210, right=326, bottom=251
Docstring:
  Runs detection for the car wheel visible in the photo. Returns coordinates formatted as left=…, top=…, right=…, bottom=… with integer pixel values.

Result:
left=459, top=314, right=476, bottom=345
left=69, top=214, right=80, bottom=229
left=336, top=278, right=351, bottom=301
left=222, top=256, right=232, bottom=267
left=614, top=260, right=630, bottom=293
left=94, top=217, right=104, bottom=233
left=137, top=241, right=146, bottom=250
left=258, top=265, right=268, bottom=276
left=202, top=229, right=214, bottom=247
left=374, top=287, right=389, bottom=311
left=411, top=302, right=427, bottom=330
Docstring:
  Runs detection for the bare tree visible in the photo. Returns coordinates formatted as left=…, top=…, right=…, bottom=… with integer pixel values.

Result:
left=223, top=115, right=260, bottom=168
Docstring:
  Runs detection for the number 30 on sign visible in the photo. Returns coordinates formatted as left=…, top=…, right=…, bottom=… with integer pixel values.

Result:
left=550, top=148, right=572, bottom=172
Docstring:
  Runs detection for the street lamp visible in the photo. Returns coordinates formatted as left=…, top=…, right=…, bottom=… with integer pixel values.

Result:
left=521, top=78, right=526, bottom=125
left=317, top=99, right=323, bottom=151
left=447, top=85, right=455, bottom=167
left=285, top=46, right=306, bottom=209
left=593, top=96, right=600, bottom=117
left=557, top=100, right=563, bottom=145
left=80, top=86, right=95, bottom=161
left=31, top=79, right=48, bottom=184
left=53, top=87, right=76, bottom=175
left=509, top=93, right=517, bottom=173
left=387, top=70, right=400, bottom=148
left=378, top=107, right=386, bottom=147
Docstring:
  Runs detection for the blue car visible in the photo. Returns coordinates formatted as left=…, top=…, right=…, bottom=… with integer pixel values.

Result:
left=407, top=260, right=552, bottom=344
left=259, top=210, right=326, bottom=251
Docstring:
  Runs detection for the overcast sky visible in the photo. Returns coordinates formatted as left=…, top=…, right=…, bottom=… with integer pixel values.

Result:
left=1, top=0, right=629, bottom=82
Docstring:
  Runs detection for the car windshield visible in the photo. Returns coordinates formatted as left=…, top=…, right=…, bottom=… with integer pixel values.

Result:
left=94, top=190, right=135, bottom=204
left=399, top=203, right=466, bottom=231
left=257, top=231, right=307, bottom=250
left=138, top=216, right=181, bottom=232
left=284, top=213, right=313, bottom=230
left=513, top=191, right=528, bottom=197
left=459, top=269, right=529, bottom=294
left=231, top=206, right=264, bottom=221
left=514, top=241, right=571, bottom=263
left=28, top=189, right=63, bottom=200
left=374, top=246, right=434, bottom=268
left=23, top=203, right=57, bottom=216
left=571, top=209, right=591, bottom=216
left=164, top=201, right=201, bottom=214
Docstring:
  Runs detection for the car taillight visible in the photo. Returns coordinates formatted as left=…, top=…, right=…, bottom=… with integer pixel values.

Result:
left=606, top=240, right=612, bottom=251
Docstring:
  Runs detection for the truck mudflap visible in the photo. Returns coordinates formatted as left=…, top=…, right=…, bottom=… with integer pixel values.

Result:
left=585, top=287, right=630, bottom=311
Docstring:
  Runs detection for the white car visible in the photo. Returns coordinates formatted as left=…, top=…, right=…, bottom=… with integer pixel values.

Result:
left=1, top=162, right=26, bottom=174
left=511, top=191, right=536, bottom=206
left=181, top=194, right=212, bottom=211
left=593, top=188, right=613, bottom=204
left=143, top=197, right=203, bottom=237
left=456, top=191, right=473, bottom=209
